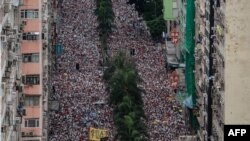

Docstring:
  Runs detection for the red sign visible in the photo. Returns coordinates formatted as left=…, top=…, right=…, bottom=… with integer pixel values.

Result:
left=171, top=32, right=175, bottom=37
left=171, top=31, right=179, bottom=38
left=175, top=32, right=179, bottom=37
left=171, top=31, right=179, bottom=45
left=172, top=38, right=178, bottom=44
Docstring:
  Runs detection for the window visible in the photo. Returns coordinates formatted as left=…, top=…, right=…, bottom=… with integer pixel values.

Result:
left=173, top=1, right=178, bottom=9
left=24, top=96, right=40, bottom=106
left=130, top=48, right=135, bottom=56
left=22, top=75, right=40, bottom=85
left=24, top=118, right=39, bottom=127
left=22, top=32, right=39, bottom=40
left=216, top=0, right=221, bottom=7
left=23, top=53, right=39, bottom=62
left=21, top=9, right=39, bottom=18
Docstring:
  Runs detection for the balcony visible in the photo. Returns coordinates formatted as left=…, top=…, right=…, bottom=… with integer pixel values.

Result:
left=198, top=0, right=205, bottom=16
left=212, top=118, right=224, bottom=141
left=195, top=73, right=205, bottom=94
left=214, top=38, right=224, bottom=58
left=178, top=135, right=197, bottom=141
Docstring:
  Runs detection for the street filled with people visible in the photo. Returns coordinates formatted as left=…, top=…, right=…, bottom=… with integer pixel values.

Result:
left=49, top=0, right=189, bottom=140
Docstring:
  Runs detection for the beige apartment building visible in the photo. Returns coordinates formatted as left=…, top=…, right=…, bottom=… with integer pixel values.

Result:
left=19, top=0, right=50, bottom=140
left=224, top=0, right=250, bottom=125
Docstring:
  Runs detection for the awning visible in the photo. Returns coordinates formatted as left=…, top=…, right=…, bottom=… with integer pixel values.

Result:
left=166, top=46, right=176, bottom=55
left=166, top=55, right=179, bottom=68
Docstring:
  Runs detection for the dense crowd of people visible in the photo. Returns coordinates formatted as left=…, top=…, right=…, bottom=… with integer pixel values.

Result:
left=110, top=0, right=190, bottom=140
left=48, top=0, right=114, bottom=140
left=49, top=0, right=189, bottom=140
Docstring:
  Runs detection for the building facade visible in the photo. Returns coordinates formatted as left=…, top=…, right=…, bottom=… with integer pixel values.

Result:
left=224, top=0, right=250, bottom=125
left=194, top=0, right=210, bottom=140
left=210, top=0, right=225, bottom=140
left=19, top=0, right=49, bottom=140
left=195, top=0, right=224, bottom=140
left=0, top=0, right=22, bottom=141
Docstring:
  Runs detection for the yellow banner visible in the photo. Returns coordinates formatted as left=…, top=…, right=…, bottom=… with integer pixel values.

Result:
left=89, top=127, right=108, bottom=141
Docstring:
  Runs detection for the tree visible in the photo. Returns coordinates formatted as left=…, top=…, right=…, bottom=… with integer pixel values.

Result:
left=114, top=96, right=148, bottom=141
left=95, top=0, right=114, bottom=64
left=104, top=52, right=149, bottom=141
left=127, top=0, right=166, bottom=41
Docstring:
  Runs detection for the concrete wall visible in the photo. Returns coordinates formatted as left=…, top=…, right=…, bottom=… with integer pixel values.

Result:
left=225, top=0, right=250, bottom=124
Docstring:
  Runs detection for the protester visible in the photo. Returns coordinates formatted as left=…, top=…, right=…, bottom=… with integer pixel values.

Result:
left=49, top=0, right=189, bottom=140
left=49, top=0, right=115, bottom=140
left=109, top=1, right=190, bottom=140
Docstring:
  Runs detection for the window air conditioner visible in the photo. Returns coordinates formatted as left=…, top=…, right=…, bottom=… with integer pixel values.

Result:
left=203, top=130, right=207, bottom=135
left=205, top=59, right=209, bottom=65
left=213, top=58, right=217, bottom=64
left=195, top=56, right=200, bottom=61
left=7, top=94, right=12, bottom=105
left=216, top=82, right=221, bottom=89
left=202, top=111, right=207, bottom=118
left=203, top=93, right=207, bottom=98
left=16, top=117, right=21, bottom=124
left=42, top=20, right=47, bottom=24
left=13, top=27, right=19, bottom=34
left=214, top=73, right=218, bottom=79
left=211, top=105, right=216, bottom=110
left=42, top=27, right=47, bottom=33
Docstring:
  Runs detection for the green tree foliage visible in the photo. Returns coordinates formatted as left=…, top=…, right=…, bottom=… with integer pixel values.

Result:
left=96, top=1, right=149, bottom=139
left=104, top=52, right=148, bottom=141
left=128, top=0, right=166, bottom=41
left=146, top=16, right=166, bottom=38
left=95, top=0, right=115, bottom=60
left=96, top=0, right=114, bottom=36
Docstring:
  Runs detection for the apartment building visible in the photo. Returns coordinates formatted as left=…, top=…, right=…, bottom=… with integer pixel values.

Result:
left=194, top=0, right=208, bottom=140
left=0, top=0, right=22, bottom=141
left=210, top=0, right=225, bottom=140
left=194, top=0, right=220, bottom=140
left=19, top=0, right=50, bottom=140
